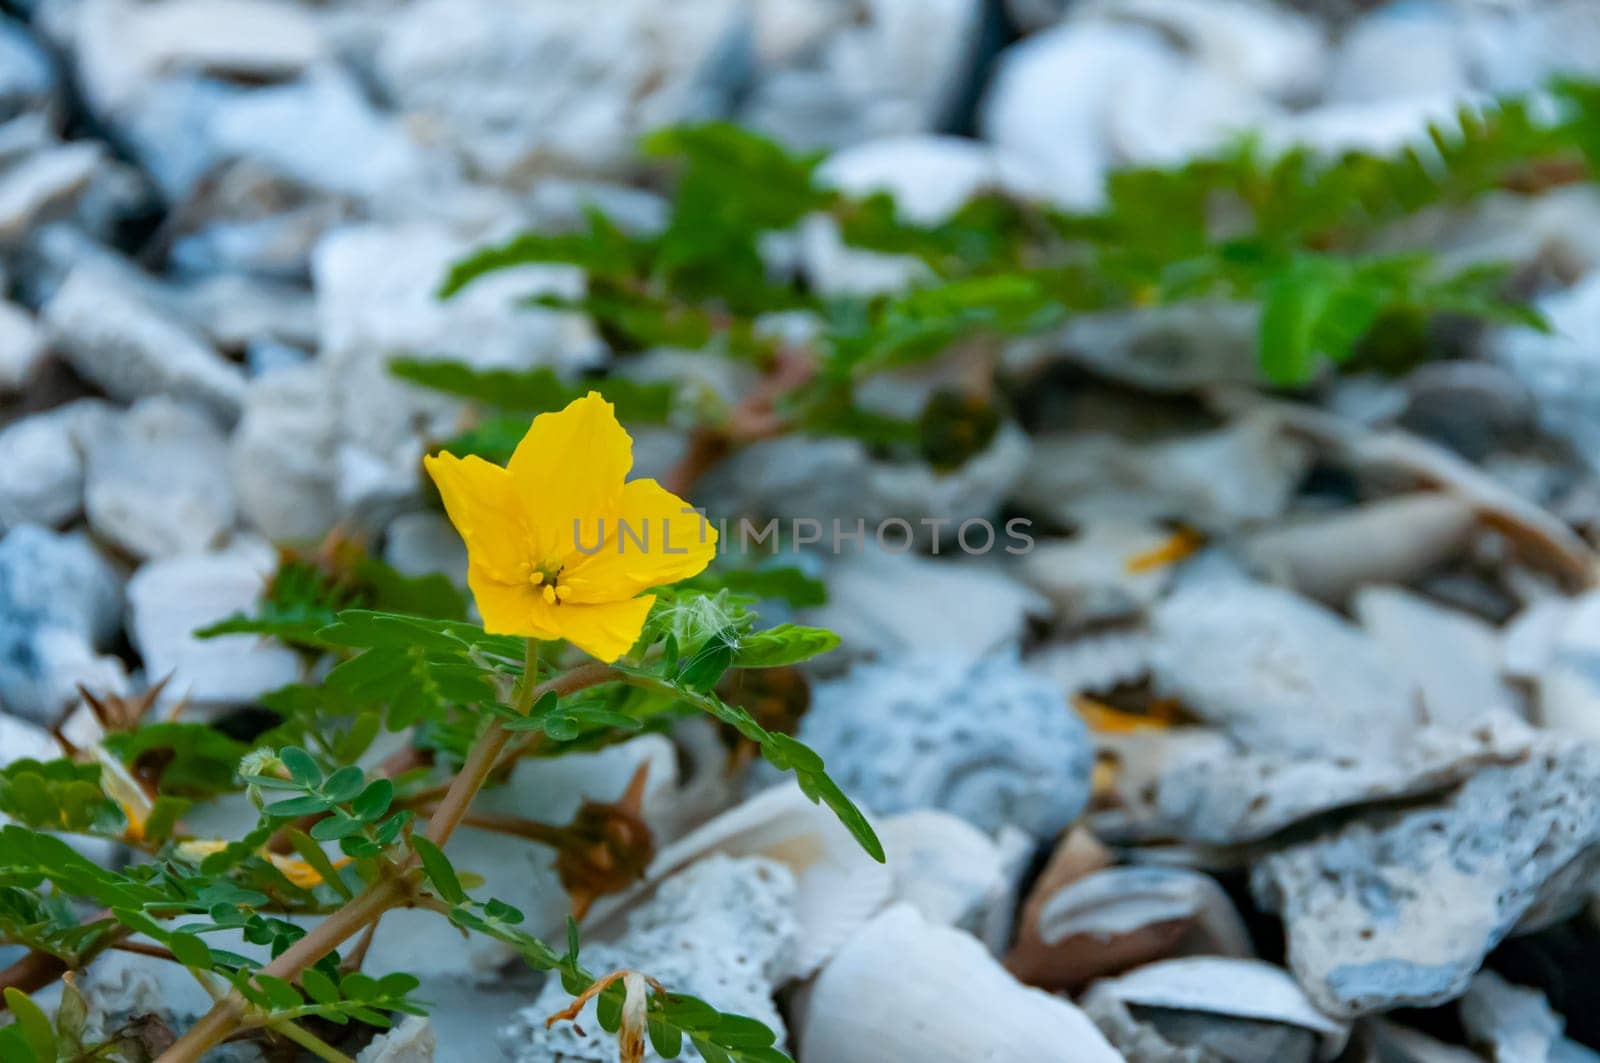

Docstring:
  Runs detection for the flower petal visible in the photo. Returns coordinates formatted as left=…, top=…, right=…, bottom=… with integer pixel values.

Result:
left=469, top=565, right=560, bottom=640
left=509, top=393, right=633, bottom=560
left=531, top=595, right=656, bottom=663
left=424, top=452, right=527, bottom=582
left=561, top=478, right=718, bottom=601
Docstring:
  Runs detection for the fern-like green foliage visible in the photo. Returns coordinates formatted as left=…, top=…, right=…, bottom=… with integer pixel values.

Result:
left=412, top=80, right=1600, bottom=456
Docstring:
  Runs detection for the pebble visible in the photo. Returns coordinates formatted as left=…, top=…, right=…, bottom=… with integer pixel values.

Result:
left=43, top=265, right=246, bottom=422
left=124, top=538, right=301, bottom=708
left=84, top=397, right=237, bottom=560
left=0, top=399, right=112, bottom=531
left=229, top=363, right=340, bottom=543
left=0, top=524, right=124, bottom=723
left=0, top=300, right=47, bottom=391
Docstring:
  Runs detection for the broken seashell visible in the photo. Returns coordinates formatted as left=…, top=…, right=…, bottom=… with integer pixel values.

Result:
left=1239, top=493, right=1477, bottom=605
left=1020, top=522, right=1177, bottom=628
left=1025, top=628, right=1154, bottom=700
left=585, top=782, right=892, bottom=980
left=1207, top=391, right=1598, bottom=589
left=1354, top=585, right=1519, bottom=729
left=1008, top=864, right=1250, bottom=991
left=798, top=904, right=1124, bottom=1063
left=1149, top=579, right=1420, bottom=758
left=803, top=546, right=1048, bottom=664
left=878, top=810, right=1030, bottom=953
left=1083, top=957, right=1350, bottom=1062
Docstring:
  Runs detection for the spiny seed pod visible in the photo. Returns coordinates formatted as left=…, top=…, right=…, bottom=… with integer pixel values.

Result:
left=553, top=796, right=656, bottom=919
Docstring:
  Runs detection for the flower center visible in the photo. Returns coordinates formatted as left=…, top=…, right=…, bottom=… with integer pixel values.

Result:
left=524, top=562, right=571, bottom=605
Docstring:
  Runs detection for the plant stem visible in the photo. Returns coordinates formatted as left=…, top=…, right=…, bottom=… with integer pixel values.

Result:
left=268, top=1017, right=356, bottom=1063
left=157, top=651, right=617, bottom=1063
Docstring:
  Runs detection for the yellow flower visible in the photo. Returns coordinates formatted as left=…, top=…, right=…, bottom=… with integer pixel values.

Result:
left=424, top=392, right=718, bottom=662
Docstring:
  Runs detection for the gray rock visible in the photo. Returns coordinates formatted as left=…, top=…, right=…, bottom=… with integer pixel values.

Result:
left=0, top=524, right=124, bottom=722
left=800, top=135, right=1042, bottom=297
left=1495, top=273, right=1600, bottom=480
left=0, top=142, right=104, bottom=241
left=1253, top=741, right=1600, bottom=1017
left=383, top=511, right=467, bottom=588
left=43, top=265, right=246, bottom=421
left=125, top=539, right=301, bottom=709
left=229, top=363, right=339, bottom=543
left=85, top=397, right=236, bottom=560
left=0, top=300, right=47, bottom=391
left=501, top=854, right=797, bottom=1063
left=375, top=0, right=746, bottom=183
left=0, top=19, right=54, bottom=122
left=740, top=0, right=981, bottom=152
left=1016, top=411, right=1313, bottom=534
left=790, top=653, right=1093, bottom=838
left=698, top=422, right=1031, bottom=551
left=1149, top=581, right=1420, bottom=758
left=0, top=400, right=113, bottom=531
left=1460, top=970, right=1563, bottom=1063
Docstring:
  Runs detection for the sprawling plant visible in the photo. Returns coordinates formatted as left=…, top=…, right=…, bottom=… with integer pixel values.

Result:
left=402, top=78, right=1600, bottom=493
left=0, top=397, right=875, bottom=1063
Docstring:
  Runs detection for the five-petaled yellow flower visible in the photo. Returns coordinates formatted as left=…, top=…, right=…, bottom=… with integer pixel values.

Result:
left=424, top=393, right=717, bottom=662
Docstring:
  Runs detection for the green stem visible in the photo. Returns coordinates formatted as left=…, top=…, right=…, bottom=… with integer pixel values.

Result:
left=157, top=648, right=619, bottom=1063
left=268, top=1017, right=356, bottom=1063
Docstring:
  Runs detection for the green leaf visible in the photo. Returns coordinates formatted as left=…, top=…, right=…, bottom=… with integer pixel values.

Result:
left=280, top=747, right=322, bottom=787
left=731, top=625, right=839, bottom=668
left=394, top=360, right=675, bottom=425
left=285, top=830, right=353, bottom=900
left=302, top=968, right=339, bottom=1006
left=411, top=837, right=465, bottom=904
left=351, top=779, right=394, bottom=822
left=3, top=988, right=55, bottom=1061
left=168, top=931, right=213, bottom=969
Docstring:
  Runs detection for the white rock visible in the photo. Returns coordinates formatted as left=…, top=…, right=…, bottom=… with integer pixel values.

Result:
left=1460, top=970, right=1563, bottom=1063
left=799, top=904, right=1123, bottom=1063
left=125, top=539, right=301, bottom=708
left=805, top=547, right=1047, bottom=661
left=384, top=511, right=468, bottom=587
left=1020, top=523, right=1174, bottom=628
left=376, top=0, right=746, bottom=182
left=503, top=855, right=798, bottom=1063
left=700, top=422, right=1032, bottom=553
left=313, top=222, right=599, bottom=507
left=1535, top=591, right=1600, bottom=740
left=357, top=1016, right=435, bottom=1063
left=1354, top=586, right=1518, bottom=729
left=0, top=18, right=54, bottom=120
left=981, top=22, right=1163, bottom=208
left=44, top=265, right=246, bottom=421
left=0, top=300, right=47, bottom=390
left=0, top=400, right=113, bottom=531
left=0, top=524, right=124, bottom=722
left=1326, top=5, right=1470, bottom=104
left=230, top=363, right=340, bottom=543
left=1150, top=580, right=1421, bottom=758
left=801, top=135, right=1043, bottom=296
left=85, top=398, right=236, bottom=560
left=1087, top=0, right=1326, bottom=100
left=74, top=0, right=324, bottom=115
left=879, top=810, right=1025, bottom=950
left=1018, top=411, right=1314, bottom=534
left=1495, top=272, right=1600, bottom=480
left=741, top=0, right=982, bottom=152
left=0, top=142, right=103, bottom=241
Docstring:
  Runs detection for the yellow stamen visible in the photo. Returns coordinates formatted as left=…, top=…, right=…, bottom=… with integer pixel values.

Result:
left=542, top=584, right=557, bottom=605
